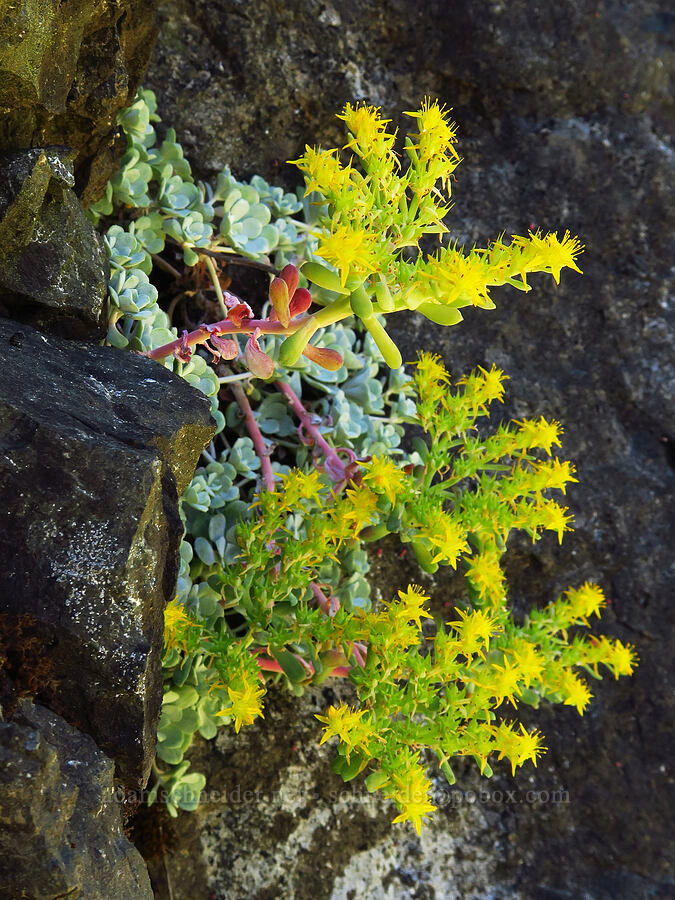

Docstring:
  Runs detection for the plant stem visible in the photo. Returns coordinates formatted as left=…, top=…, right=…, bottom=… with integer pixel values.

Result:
left=197, top=245, right=279, bottom=274
left=143, top=294, right=353, bottom=363
left=217, top=371, right=251, bottom=385
left=203, top=255, right=229, bottom=319
left=231, top=382, right=276, bottom=491
left=143, top=316, right=298, bottom=361
left=152, top=253, right=182, bottom=280
left=275, top=379, right=346, bottom=482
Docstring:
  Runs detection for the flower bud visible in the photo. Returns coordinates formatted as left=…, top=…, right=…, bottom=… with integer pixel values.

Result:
left=269, top=276, right=290, bottom=327
left=245, top=328, right=274, bottom=378
left=280, top=263, right=299, bottom=299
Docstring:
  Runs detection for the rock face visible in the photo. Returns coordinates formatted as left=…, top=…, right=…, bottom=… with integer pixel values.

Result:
left=0, top=147, right=107, bottom=340
left=0, top=0, right=158, bottom=204
left=0, top=700, right=153, bottom=900
left=143, top=1, right=674, bottom=898
left=145, top=0, right=673, bottom=184
left=0, top=319, right=215, bottom=789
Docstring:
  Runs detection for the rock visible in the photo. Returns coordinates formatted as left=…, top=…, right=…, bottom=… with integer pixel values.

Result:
left=142, top=2, right=674, bottom=897
left=0, top=319, right=216, bottom=789
left=0, top=147, right=107, bottom=340
left=0, top=700, right=153, bottom=900
left=145, top=0, right=673, bottom=184
left=0, top=0, right=158, bottom=204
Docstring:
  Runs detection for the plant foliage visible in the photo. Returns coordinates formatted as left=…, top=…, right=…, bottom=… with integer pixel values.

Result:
left=93, top=91, right=634, bottom=828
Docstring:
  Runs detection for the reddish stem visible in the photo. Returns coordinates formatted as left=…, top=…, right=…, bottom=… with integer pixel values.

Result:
left=143, top=315, right=310, bottom=362
left=275, top=379, right=347, bottom=483
left=231, top=382, right=276, bottom=491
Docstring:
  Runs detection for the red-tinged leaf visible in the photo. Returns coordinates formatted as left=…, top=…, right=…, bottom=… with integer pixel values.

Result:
left=280, top=264, right=299, bottom=299
left=269, top=276, right=290, bottom=327
left=175, top=329, right=192, bottom=363
left=210, top=335, right=239, bottom=360
left=228, top=302, right=254, bottom=327
left=302, top=342, right=344, bottom=371
left=289, top=287, right=312, bottom=317
left=245, top=327, right=274, bottom=378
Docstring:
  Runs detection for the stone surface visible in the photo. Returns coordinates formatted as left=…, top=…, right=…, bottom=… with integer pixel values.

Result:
left=0, top=0, right=158, bottom=204
left=0, top=147, right=107, bottom=340
left=0, top=319, right=215, bottom=789
left=0, top=700, right=153, bottom=900
left=145, top=0, right=673, bottom=185
left=140, top=1, right=675, bottom=897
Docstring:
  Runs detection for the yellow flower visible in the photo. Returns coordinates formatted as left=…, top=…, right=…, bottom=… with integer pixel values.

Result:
left=338, top=102, right=397, bottom=158
left=599, top=637, right=638, bottom=679
left=532, top=458, right=578, bottom=494
left=507, top=639, right=545, bottom=686
left=415, top=351, right=450, bottom=387
left=217, top=683, right=265, bottom=733
left=559, top=670, right=593, bottom=715
left=514, top=416, right=563, bottom=455
left=315, top=704, right=371, bottom=759
left=448, top=607, right=498, bottom=657
left=418, top=511, right=468, bottom=566
left=564, top=581, right=606, bottom=622
left=494, top=721, right=546, bottom=775
left=281, top=469, right=325, bottom=507
left=421, top=246, right=493, bottom=308
left=361, top=455, right=406, bottom=504
left=318, top=224, right=379, bottom=286
left=387, top=584, right=433, bottom=629
left=341, top=485, right=379, bottom=532
left=477, top=364, right=507, bottom=403
left=164, top=599, right=201, bottom=653
left=390, top=759, right=437, bottom=834
left=289, top=145, right=353, bottom=197
left=391, top=794, right=437, bottom=835
left=523, top=229, right=584, bottom=284
left=405, top=97, right=460, bottom=164
left=531, top=499, right=574, bottom=544
left=465, top=551, right=506, bottom=604
left=482, top=659, right=522, bottom=707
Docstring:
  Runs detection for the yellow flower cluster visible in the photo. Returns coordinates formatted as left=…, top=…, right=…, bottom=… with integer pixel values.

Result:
left=389, top=758, right=438, bottom=834
left=164, top=599, right=202, bottom=653
left=216, top=678, right=265, bottom=733
left=315, top=703, right=375, bottom=761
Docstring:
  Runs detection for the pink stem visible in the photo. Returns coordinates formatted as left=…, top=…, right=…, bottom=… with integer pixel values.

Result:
left=143, top=315, right=310, bottom=361
left=231, top=382, right=276, bottom=491
left=275, top=379, right=346, bottom=482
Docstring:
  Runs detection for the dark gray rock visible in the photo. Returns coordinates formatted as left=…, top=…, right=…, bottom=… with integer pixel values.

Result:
left=142, top=1, right=674, bottom=898
left=0, top=147, right=107, bottom=340
left=145, top=0, right=673, bottom=185
left=0, top=700, right=152, bottom=900
left=0, top=319, right=216, bottom=789
left=0, top=0, right=159, bottom=204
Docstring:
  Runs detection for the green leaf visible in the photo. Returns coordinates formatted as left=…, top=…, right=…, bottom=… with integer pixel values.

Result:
left=271, top=649, right=307, bottom=683
left=365, top=770, right=389, bottom=792
left=417, top=301, right=463, bottom=326
left=157, top=725, right=184, bottom=750
left=156, top=743, right=186, bottom=765
left=194, top=536, right=216, bottom=566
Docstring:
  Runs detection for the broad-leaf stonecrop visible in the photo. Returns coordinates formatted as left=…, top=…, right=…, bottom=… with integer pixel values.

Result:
left=94, top=91, right=635, bottom=829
